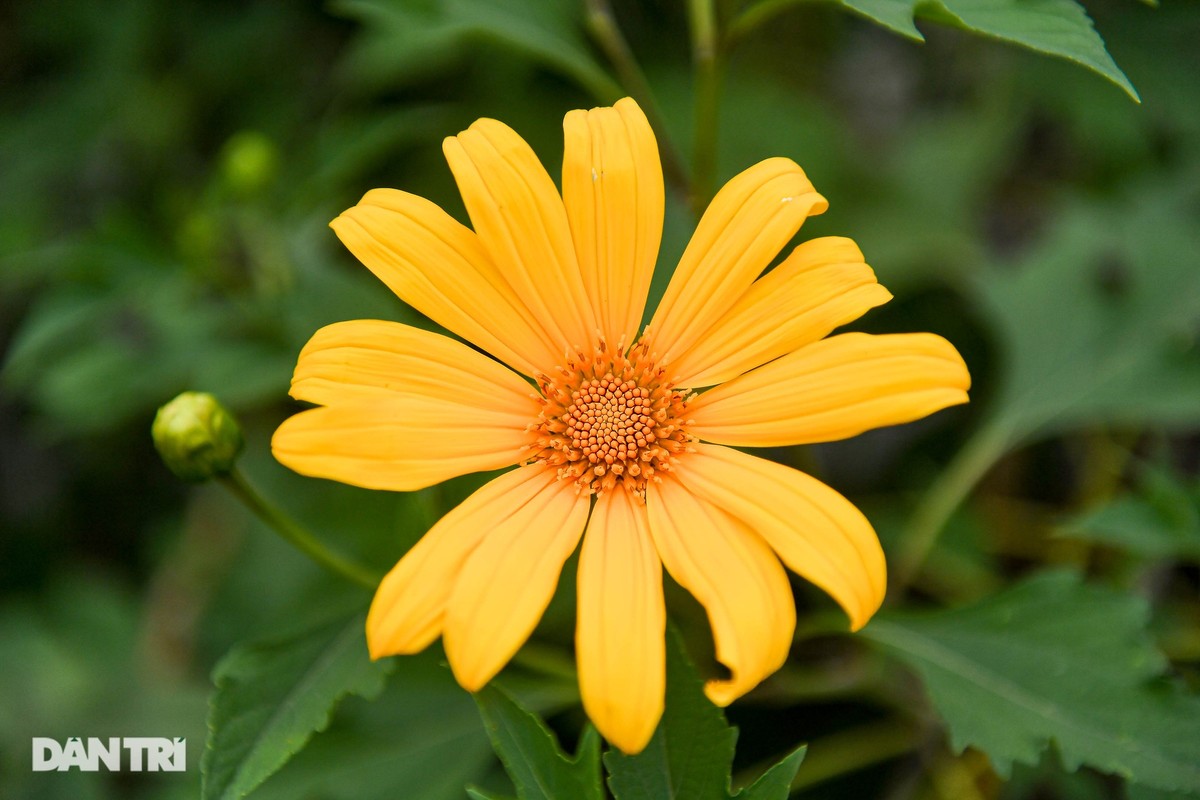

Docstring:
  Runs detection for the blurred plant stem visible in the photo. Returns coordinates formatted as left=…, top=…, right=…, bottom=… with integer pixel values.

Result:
left=723, top=0, right=796, bottom=46
left=892, top=419, right=1014, bottom=598
left=510, top=641, right=579, bottom=686
left=750, top=717, right=919, bottom=794
left=219, top=467, right=381, bottom=589
left=584, top=0, right=691, bottom=198
left=688, top=0, right=720, bottom=216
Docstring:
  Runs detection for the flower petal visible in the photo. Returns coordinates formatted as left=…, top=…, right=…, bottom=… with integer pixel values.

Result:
left=647, top=158, right=827, bottom=365
left=366, top=465, right=563, bottom=659
left=669, top=237, right=893, bottom=387
left=688, top=332, right=970, bottom=447
left=271, top=391, right=539, bottom=492
left=290, top=320, right=537, bottom=410
left=675, top=444, right=885, bottom=630
left=647, top=477, right=795, bottom=706
left=331, top=189, right=560, bottom=376
left=442, top=473, right=590, bottom=691
left=444, top=118, right=597, bottom=355
left=576, top=489, right=665, bottom=754
left=562, top=97, right=664, bottom=347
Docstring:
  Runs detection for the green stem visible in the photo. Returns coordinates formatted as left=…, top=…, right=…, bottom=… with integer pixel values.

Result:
left=735, top=718, right=919, bottom=794
left=724, top=0, right=800, bottom=48
left=891, top=419, right=1013, bottom=599
left=511, top=641, right=579, bottom=686
left=687, top=0, right=720, bottom=216
left=584, top=0, right=691, bottom=199
left=219, top=467, right=380, bottom=589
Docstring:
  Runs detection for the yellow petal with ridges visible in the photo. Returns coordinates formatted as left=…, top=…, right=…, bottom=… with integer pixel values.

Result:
left=443, top=475, right=590, bottom=691
left=562, top=97, right=664, bottom=347
left=647, top=477, right=795, bottom=706
left=577, top=489, right=666, bottom=754
left=331, top=189, right=560, bottom=376
left=271, top=394, right=538, bottom=492
left=366, top=465, right=561, bottom=659
left=647, top=158, right=827, bottom=365
left=290, top=320, right=537, bottom=410
left=444, top=118, right=597, bottom=355
left=688, top=332, right=970, bottom=447
left=670, top=237, right=892, bottom=387
left=676, top=444, right=885, bottom=630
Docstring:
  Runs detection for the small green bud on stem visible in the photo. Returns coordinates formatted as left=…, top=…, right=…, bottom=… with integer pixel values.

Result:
left=152, top=392, right=244, bottom=481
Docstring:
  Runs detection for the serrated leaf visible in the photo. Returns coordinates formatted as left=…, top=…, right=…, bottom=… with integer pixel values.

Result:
left=734, top=746, right=807, bottom=800
left=201, top=612, right=392, bottom=800
left=246, top=649, right=495, bottom=800
left=863, top=0, right=1133, bottom=99
left=604, top=629, right=737, bottom=800
left=863, top=572, right=1200, bottom=793
left=738, top=0, right=1136, bottom=99
left=474, top=684, right=603, bottom=800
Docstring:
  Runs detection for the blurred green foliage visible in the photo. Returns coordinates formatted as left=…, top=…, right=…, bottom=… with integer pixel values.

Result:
left=2, top=0, right=1199, bottom=798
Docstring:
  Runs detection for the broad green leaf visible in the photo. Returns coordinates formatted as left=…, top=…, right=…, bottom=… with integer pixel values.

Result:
left=973, top=189, right=1200, bottom=448
left=1061, top=497, right=1200, bottom=559
left=604, top=629, right=807, bottom=800
left=605, top=629, right=737, bottom=800
left=734, top=746, right=807, bottom=800
left=466, top=789, right=518, bottom=800
left=1059, top=464, right=1200, bottom=561
left=332, top=0, right=620, bottom=101
left=1127, top=785, right=1200, bottom=800
left=864, top=571, right=1200, bottom=793
left=736, top=0, right=1136, bottom=100
left=201, top=612, right=392, bottom=800
left=474, top=684, right=603, bottom=800
left=248, top=649, right=495, bottom=800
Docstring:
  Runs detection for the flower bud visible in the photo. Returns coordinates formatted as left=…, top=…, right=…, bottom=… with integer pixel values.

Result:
left=152, top=392, right=244, bottom=481
left=220, top=131, right=279, bottom=197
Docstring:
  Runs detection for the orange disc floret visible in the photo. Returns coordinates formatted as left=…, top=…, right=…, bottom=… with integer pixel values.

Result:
left=531, top=339, right=693, bottom=499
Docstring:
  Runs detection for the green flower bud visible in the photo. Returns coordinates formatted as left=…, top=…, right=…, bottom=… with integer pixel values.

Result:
left=220, top=131, right=279, bottom=197
left=152, top=392, right=244, bottom=482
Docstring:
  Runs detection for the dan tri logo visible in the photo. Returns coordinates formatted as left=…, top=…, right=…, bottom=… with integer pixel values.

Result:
left=31, top=737, right=186, bottom=772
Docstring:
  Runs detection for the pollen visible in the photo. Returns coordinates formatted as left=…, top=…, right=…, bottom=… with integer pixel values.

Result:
left=530, top=339, right=693, bottom=500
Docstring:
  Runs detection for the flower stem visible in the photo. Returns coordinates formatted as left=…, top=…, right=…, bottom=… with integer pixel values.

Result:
left=891, top=419, right=1013, bottom=598
left=723, top=0, right=797, bottom=48
left=219, top=467, right=380, bottom=589
left=687, top=0, right=720, bottom=216
left=584, top=0, right=691, bottom=199
left=735, top=717, right=919, bottom=793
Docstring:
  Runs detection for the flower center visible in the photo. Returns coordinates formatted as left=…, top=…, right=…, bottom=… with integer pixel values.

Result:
left=531, top=340, right=692, bottom=499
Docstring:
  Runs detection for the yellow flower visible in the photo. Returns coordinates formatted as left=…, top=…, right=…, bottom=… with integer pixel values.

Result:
left=272, top=98, right=970, bottom=754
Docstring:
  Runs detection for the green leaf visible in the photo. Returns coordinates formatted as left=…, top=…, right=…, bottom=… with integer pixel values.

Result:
left=466, top=788, right=518, bottom=800
left=734, top=746, right=807, bottom=800
left=246, top=649, right=495, bottom=800
left=736, top=0, right=1136, bottom=100
left=332, top=0, right=621, bottom=101
left=474, top=684, right=603, bottom=800
left=860, top=0, right=1134, bottom=99
left=201, top=612, right=392, bottom=800
left=973, top=189, right=1200, bottom=448
left=1127, top=784, right=1200, bottom=800
left=863, top=571, right=1200, bottom=793
left=603, top=629, right=805, bottom=800
left=605, top=629, right=737, bottom=800
left=1058, top=464, right=1200, bottom=561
